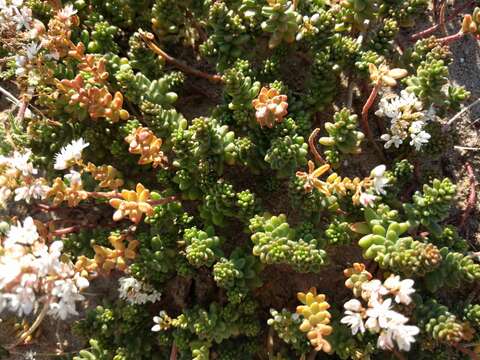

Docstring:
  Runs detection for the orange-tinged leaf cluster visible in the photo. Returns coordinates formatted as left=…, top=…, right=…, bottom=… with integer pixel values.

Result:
left=109, top=183, right=154, bottom=224
left=125, top=127, right=168, bottom=168
left=85, top=163, right=124, bottom=190
left=56, top=75, right=129, bottom=122
left=91, top=232, right=139, bottom=273
left=252, top=87, right=288, bottom=128
left=47, top=178, right=89, bottom=207
left=295, top=160, right=330, bottom=193
left=368, top=63, right=408, bottom=87
left=344, top=263, right=373, bottom=298
left=296, top=288, right=333, bottom=353
left=296, top=161, right=373, bottom=205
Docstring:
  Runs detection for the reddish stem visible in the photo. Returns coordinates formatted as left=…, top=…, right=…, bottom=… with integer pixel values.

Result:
left=361, top=84, right=386, bottom=161
left=460, top=162, right=477, bottom=230
left=411, top=0, right=475, bottom=41
left=308, top=128, right=326, bottom=165
left=170, top=342, right=178, bottom=360
left=392, top=349, right=407, bottom=360
left=139, top=32, right=223, bottom=84
left=438, top=31, right=466, bottom=45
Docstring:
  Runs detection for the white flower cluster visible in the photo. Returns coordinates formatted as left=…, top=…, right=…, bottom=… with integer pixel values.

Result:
left=0, top=149, right=50, bottom=207
left=54, top=138, right=89, bottom=170
left=118, top=276, right=161, bottom=305
left=376, top=90, right=433, bottom=151
left=0, top=217, right=89, bottom=320
left=341, top=275, right=419, bottom=352
left=359, top=164, right=389, bottom=208
left=0, top=0, right=32, bottom=31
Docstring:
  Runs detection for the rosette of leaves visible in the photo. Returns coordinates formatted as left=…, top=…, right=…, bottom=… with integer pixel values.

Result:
left=182, top=226, right=224, bottom=268
left=213, top=248, right=263, bottom=303
left=248, top=213, right=327, bottom=272
left=341, top=0, right=379, bottom=31
left=261, top=0, right=301, bottom=49
left=264, top=134, right=308, bottom=178
left=424, top=248, right=480, bottom=292
left=355, top=208, right=442, bottom=276
left=319, top=108, right=365, bottom=165
left=403, top=178, right=456, bottom=235
left=200, top=2, right=251, bottom=70
left=415, top=298, right=475, bottom=345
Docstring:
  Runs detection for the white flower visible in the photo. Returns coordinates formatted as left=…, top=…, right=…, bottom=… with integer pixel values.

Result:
left=409, top=120, right=424, bottom=134
left=4, top=216, right=39, bottom=247
left=390, top=323, right=420, bottom=351
left=370, top=165, right=389, bottom=195
left=33, top=241, right=63, bottom=277
left=25, top=41, right=41, bottom=60
left=49, top=278, right=85, bottom=319
left=409, top=130, right=430, bottom=151
left=9, top=150, right=37, bottom=176
left=54, top=138, right=89, bottom=170
left=383, top=275, right=416, bottom=305
left=341, top=299, right=366, bottom=335
left=65, top=170, right=82, bottom=186
left=14, top=179, right=50, bottom=203
left=152, top=315, right=162, bottom=332
left=361, top=279, right=388, bottom=302
left=377, top=327, right=395, bottom=350
left=118, top=276, right=161, bottom=305
left=13, top=6, right=31, bottom=30
left=366, top=299, right=407, bottom=333
left=6, top=286, right=37, bottom=316
left=359, top=192, right=376, bottom=207
left=381, top=133, right=403, bottom=149
left=15, top=55, right=26, bottom=76
left=58, top=4, right=77, bottom=19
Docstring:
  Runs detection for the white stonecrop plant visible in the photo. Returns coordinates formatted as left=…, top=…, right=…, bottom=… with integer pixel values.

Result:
left=341, top=274, right=419, bottom=352
left=54, top=138, right=90, bottom=170
left=118, top=276, right=161, bottom=305
left=0, top=217, right=89, bottom=320
left=0, top=149, right=50, bottom=207
left=376, top=90, right=433, bottom=151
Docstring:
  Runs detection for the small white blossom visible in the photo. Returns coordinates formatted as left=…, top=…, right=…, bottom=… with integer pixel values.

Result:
left=14, top=179, right=50, bottom=203
left=8, top=150, right=37, bottom=176
left=383, top=275, right=416, bottom=305
left=381, top=133, right=403, bottom=149
left=118, top=276, right=161, bottom=305
left=54, top=138, right=89, bottom=170
left=366, top=299, right=407, bottom=333
left=49, top=278, right=85, bottom=319
left=341, top=299, right=366, bottom=335
left=13, top=6, right=31, bottom=30
left=25, top=42, right=41, bottom=60
left=390, top=323, right=420, bottom=351
left=361, top=279, right=388, bottom=302
left=58, top=4, right=77, bottom=19
left=4, top=216, right=39, bottom=247
left=370, top=165, right=389, bottom=195
left=359, top=192, right=377, bottom=207
left=65, top=170, right=82, bottom=186
left=409, top=130, right=431, bottom=151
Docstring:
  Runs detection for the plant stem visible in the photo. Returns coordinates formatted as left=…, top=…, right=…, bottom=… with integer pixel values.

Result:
left=361, top=84, right=386, bottom=161
left=9, top=301, right=50, bottom=349
left=438, top=31, right=466, bottom=45
left=139, top=32, right=223, bottom=84
left=170, top=342, right=178, bottom=360
left=308, top=128, right=326, bottom=165
left=411, top=0, right=475, bottom=41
